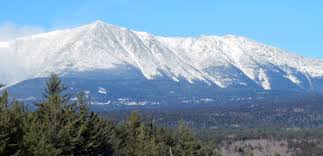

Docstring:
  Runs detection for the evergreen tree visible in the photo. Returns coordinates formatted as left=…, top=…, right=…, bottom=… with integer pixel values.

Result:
left=24, top=95, right=68, bottom=155
left=117, top=111, right=143, bottom=155
left=174, top=120, right=202, bottom=156
left=24, top=74, right=82, bottom=155
left=113, top=112, right=177, bottom=156
left=0, top=91, right=25, bottom=156
left=0, top=91, right=8, bottom=110
left=73, top=93, right=114, bottom=155
left=42, top=73, right=70, bottom=101
left=24, top=76, right=115, bottom=155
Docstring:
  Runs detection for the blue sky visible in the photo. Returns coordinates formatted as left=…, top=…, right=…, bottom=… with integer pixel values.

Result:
left=0, top=0, right=322, bottom=58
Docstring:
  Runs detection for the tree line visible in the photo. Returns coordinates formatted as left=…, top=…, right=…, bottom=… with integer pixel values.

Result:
left=0, top=74, right=220, bottom=156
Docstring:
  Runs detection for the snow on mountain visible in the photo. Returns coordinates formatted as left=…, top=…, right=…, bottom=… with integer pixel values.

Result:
left=1, top=20, right=323, bottom=91
left=156, top=35, right=323, bottom=90
left=98, top=87, right=107, bottom=94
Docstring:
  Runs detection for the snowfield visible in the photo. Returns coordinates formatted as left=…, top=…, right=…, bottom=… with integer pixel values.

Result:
left=1, top=20, right=323, bottom=92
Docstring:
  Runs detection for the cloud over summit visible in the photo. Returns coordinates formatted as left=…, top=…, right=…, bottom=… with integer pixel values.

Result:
left=0, top=22, right=44, bottom=41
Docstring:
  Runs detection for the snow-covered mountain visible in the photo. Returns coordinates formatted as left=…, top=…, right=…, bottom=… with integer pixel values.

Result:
left=1, top=20, right=323, bottom=100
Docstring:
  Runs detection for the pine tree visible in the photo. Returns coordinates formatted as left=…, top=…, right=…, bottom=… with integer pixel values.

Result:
left=24, top=95, right=66, bottom=155
left=112, top=112, right=177, bottom=156
left=0, top=91, right=8, bottom=110
left=122, top=111, right=143, bottom=155
left=173, top=120, right=202, bottom=156
left=24, top=76, right=115, bottom=155
left=42, top=73, right=70, bottom=101
left=128, top=111, right=141, bottom=129
left=73, top=93, right=114, bottom=155
left=24, top=74, right=76, bottom=155
left=0, top=92, right=25, bottom=156
left=155, top=127, right=175, bottom=156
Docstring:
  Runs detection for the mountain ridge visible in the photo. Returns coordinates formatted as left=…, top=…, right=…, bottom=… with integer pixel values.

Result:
left=1, top=20, right=323, bottom=92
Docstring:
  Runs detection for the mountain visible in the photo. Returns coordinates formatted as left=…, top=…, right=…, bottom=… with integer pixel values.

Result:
left=1, top=20, right=323, bottom=107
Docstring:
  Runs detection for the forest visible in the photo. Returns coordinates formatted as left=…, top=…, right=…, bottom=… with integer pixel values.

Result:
left=1, top=74, right=323, bottom=156
left=0, top=74, right=219, bottom=156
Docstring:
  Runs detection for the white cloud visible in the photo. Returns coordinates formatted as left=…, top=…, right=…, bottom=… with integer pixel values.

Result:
left=0, top=22, right=44, bottom=84
left=0, top=22, right=44, bottom=41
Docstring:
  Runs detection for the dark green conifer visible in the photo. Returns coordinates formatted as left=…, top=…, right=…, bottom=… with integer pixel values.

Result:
left=0, top=91, right=25, bottom=156
left=43, top=73, right=70, bottom=101
left=174, top=120, right=202, bottom=156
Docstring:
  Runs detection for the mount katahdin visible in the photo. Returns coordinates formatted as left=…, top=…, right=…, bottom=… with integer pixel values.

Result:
left=1, top=20, right=323, bottom=107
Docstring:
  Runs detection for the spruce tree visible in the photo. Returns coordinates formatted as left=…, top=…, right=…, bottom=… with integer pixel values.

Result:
left=0, top=91, right=25, bottom=156
left=25, top=75, right=115, bottom=155
left=0, top=91, right=9, bottom=110
left=43, top=73, right=70, bottom=101
left=174, top=120, right=202, bottom=156
left=73, top=93, right=114, bottom=155
left=24, top=74, right=75, bottom=155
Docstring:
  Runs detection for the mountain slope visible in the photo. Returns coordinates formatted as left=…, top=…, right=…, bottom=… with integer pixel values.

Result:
left=1, top=20, right=323, bottom=95
left=156, top=35, right=323, bottom=90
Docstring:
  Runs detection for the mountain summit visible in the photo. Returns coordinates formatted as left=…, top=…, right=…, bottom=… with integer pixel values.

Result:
left=1, top=21, right=323, bottom=104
